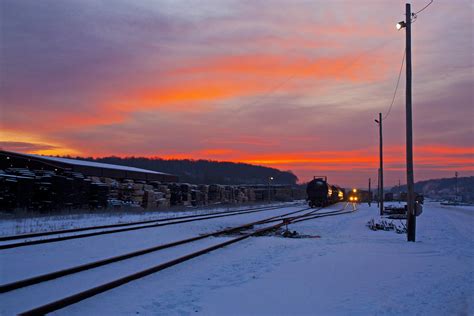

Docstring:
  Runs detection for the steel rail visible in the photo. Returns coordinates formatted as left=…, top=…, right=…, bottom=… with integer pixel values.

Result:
left=17, top=204, right=356, bottom=315
left=17, top=222, right=287, bottom=316
left=0, top=204, right=303, bottom=250
left=0, top=203, right=300, bottom=242
left=290, top=203, right=358, bottom=224
left=0, top=207, right=314, bottom=293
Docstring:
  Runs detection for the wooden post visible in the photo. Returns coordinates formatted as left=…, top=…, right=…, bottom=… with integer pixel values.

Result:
left=405, top=2, right=416, bottom=242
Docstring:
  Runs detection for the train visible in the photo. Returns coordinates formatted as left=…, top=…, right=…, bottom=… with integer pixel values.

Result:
left=346, top=188, right=360, bottom=203
left=306, top=176, right=345, bottom=207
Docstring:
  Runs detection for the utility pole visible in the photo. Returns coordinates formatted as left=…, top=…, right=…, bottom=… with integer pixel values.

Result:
left=405, top=3, right=416, bottom=242
left=375, top=113, right=384, bottom=216
left=377, top=168, right=380, bottom=209
left=455, top=171, right=459, bottom=203
left=398, top=179, right=401, bottom=204
left=368, top=177, right=372, bottom=207
left=379, top=112, right=384, bottom=216
left=268, top=176, right=274, bottom=202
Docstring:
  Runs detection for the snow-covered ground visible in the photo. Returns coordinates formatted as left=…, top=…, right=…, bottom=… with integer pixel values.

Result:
left=0, top=202, right=294, bottom=236
left=1, top=201, right=472, bottom=315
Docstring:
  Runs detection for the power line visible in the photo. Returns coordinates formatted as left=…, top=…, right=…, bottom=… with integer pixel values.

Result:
left=384, top=1, right=434, bottom=121
left=411, top=0, right=434, bottom=22
left=224, top=5, right=433, bottom=111
left=239, top=38, right=395, bottom=110
left=382, top=49, right=405, bottom=121
left=414, top=0, right=434, bottom=15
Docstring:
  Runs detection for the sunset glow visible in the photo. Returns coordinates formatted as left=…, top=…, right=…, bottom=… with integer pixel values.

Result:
left=1, top=0, right=472, bottom=187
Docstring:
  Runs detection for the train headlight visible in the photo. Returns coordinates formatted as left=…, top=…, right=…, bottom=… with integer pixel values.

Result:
left=354, top=197, right=358, bottom=201
left=349, top=197, right=353, bottom=201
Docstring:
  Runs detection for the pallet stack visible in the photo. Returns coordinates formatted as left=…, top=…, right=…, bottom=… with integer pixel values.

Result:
left=180, top=183, right=192, bottom=206
left=118, top=180, right=136, bottom=205
left=0, top=169, right=35, bottom=211
left=198, top=184, right=209, bottom=205
left=235, top=187, right=248, bottom=203
left=155, top=183, right=171, bottom=208
left=0, top=165, right=304, bottom=213
left=102, top=177, right=120, bottom=200
left=142, top=183, right=170, bottom=209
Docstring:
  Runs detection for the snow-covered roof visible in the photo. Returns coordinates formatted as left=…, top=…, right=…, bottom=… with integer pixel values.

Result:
left=23, top=153, right=172, bottom=176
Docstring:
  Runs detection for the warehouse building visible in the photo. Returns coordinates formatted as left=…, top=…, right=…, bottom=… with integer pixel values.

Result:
left=0, top=150, right=178, bottom=182
left=0, top=150, right=303, bottom=213
left=0, top=150, right=179, bottom=212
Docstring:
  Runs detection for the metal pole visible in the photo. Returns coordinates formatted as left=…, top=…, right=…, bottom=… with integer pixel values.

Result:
left=379, top=112, right=384, bottom=216
left=406, top=2, right=416, bottom=242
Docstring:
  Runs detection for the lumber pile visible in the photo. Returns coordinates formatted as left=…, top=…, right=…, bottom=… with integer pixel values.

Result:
left=0, top=167, right=305, bottom=213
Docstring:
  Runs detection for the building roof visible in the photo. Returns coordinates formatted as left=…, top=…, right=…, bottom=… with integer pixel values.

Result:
left=25, top=154, right=171, bottom=175
left=0, top=150, right=178, bottom=182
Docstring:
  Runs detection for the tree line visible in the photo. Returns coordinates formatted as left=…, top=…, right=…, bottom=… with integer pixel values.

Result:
left=74, top=156, right=298, bottom=185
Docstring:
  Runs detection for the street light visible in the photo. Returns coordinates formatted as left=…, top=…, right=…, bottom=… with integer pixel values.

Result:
left=396, top=21, right=406, bottom=30
left=398, top=3, right=416, bottom=242
left=268, top=176, right=274, bottom=202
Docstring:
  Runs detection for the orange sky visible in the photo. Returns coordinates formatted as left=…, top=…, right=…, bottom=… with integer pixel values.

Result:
left=1, top=0, right=473, bottom=187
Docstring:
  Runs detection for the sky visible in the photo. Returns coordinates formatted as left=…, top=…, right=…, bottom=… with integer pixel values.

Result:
left=0, top=0, right=473, bottom=187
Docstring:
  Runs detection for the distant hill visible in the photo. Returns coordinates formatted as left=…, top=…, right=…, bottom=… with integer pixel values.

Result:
left=391, top=176, right=474, bottom=203
left=71, top=156, right=298, bottom=185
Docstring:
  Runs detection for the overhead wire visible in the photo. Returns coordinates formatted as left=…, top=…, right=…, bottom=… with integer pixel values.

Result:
left=411, top=0, right=434, bottom=22
left=382, top=1, right=434, bottom=120
left=382, top=49, right=405, bottom=121
left=236, top=38, right=396, bottom=110
left=223, top=3, right=434, bottom=111
left=413, top=0, right=434, bottom=15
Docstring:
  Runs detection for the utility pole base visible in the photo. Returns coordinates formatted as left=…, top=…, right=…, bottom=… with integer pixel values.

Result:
left=407, top=213, right=416, bottom=241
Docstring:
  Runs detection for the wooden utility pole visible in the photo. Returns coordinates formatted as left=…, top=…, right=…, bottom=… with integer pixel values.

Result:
left=378, top=112, right=384, bottom=216
left=455, top=171, right=459, bottom=203
left=398, top=179, right=401, bottom=204
left=377, top=168, right=380, bottom=208
left=368, top=177, right=372, bottom=207
left=405, top=2, right=416, bottom=242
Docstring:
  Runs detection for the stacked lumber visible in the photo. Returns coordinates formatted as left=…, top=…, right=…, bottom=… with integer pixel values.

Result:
left=118, top=180, right=134, bottom=204
left=0, top=168, right=111, bottom=212
left=102, top=177, right=119, bottom=200
left=208, top=184, right=224, bottom=203
left=198, top=184, right=209, bottom=205
left=180, top=183, right=192, bottom=206
left=142, top=183, right=171, bottom=209
left=1, top=165, right=306, bottom=214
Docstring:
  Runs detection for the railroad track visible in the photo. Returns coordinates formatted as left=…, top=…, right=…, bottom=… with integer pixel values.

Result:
left=0, top=202, right=303, bottom=250
left=0, top=206, right=314, bottom=293
left=1, top=203, right=357, bottom=315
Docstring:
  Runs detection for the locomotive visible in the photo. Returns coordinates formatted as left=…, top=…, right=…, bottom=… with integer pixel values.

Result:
left=306, top=176, right=344, bottom=208
left=346, top=188, right=361, bottom=203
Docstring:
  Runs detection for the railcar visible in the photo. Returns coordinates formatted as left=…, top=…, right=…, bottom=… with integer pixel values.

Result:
left=332, top=185, right=345, bottom=203
left=306, top=177, right=343, bottom=208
